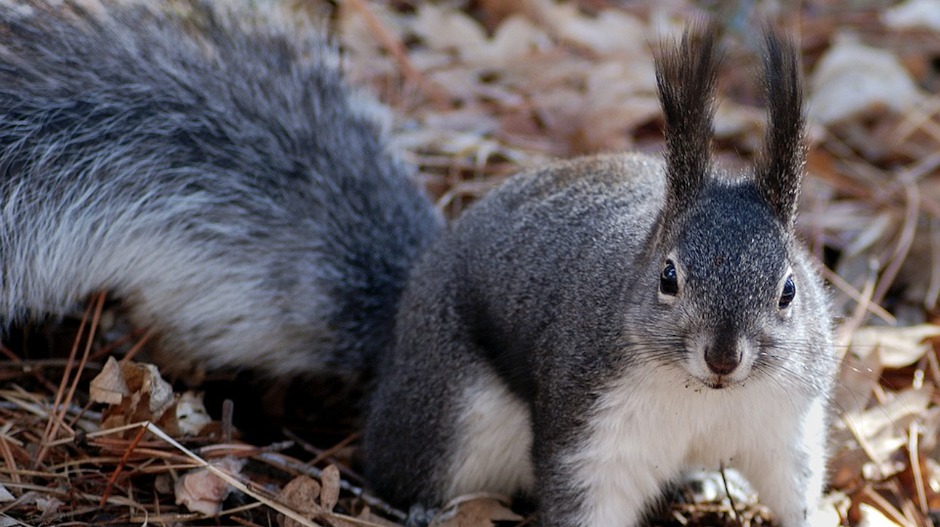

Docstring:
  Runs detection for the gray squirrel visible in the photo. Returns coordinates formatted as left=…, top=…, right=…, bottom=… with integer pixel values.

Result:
left=0, top=2, right=838, bottom=527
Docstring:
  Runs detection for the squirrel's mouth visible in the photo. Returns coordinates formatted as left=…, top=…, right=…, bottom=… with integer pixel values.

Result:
left=704, top=378, right=729, bottom=389
left=699, top=374, right=745, bottom=390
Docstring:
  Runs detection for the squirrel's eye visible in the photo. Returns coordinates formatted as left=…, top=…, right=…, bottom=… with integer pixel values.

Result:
left=660, top=260, right=679, bottom=296
left=779, top=275, right=795, bottom=309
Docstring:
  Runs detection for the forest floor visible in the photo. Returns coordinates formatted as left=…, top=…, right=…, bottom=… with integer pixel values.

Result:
left=2, top=0, right=940, bottom=526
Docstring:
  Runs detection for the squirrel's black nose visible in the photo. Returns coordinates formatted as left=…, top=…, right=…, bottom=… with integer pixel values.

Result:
left=704, top=344, right=741, bottom=375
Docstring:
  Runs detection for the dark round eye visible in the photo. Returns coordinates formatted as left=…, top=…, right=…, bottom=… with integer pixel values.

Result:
left=779, top=275, right=795, bottom=309
left=660, top=259, right=679, bottom=296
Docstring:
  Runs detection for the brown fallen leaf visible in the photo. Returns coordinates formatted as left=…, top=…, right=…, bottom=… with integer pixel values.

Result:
left=319, top=465, right=341, bottom=513
left=278, top=475, right=323, bottom=527
left=175, top=457, right=246, bottom=516
left=93, top=358, right=182, bottom=437
left=89, top=356, right=129, bottom=405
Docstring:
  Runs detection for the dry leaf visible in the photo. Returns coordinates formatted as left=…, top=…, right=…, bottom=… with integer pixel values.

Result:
left=319, top=465, right=341, bottom=513
left=856, top=502, right=903, bottom=527
left=278, top=475, right=322, bottom=527
left=96, top=359, right=185, bottom=437
left=0, top=485, right=13, bottom=503
left=89, top=356, right=129, bottom=405
left=175, top=457, right=245, bottom=516
left=136, top=362, right=175, bottom=414
left=809, top=33, right=923, bottom=125
left=851, top=324, right=940, bottom=367
left=882, top=0, right=940, bottom=31
left=472, top=16, right=550, bottom=65
left=813, top=491, right=851, bottom=527
left=834, top=387, right=933, bottom=485
left=532, top=1, right=647, bottom=55
left=176, top=391, right=211, bottom=436
left=413, top=4, right=487, bottom=56
left=432, top=496, right=523, bottom=527
left=34, top=496, right=63, bottom=520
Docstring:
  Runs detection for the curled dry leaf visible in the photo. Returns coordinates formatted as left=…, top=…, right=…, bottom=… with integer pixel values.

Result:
left=89, top=356, right=129, bottom=405
left=136, top=362, right=175, bottom=414
left=175, top=456, right=246, bottom=516
left=94, top=359, right=179, bottom=436
left=0, top=485, right=12, bottom=503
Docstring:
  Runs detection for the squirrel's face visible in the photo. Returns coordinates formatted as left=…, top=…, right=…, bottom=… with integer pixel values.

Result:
left=651, top=182, right=798, bottom=390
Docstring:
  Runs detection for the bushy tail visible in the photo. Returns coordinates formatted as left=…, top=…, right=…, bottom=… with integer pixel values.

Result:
left=0, top=0, right=441, bottom=375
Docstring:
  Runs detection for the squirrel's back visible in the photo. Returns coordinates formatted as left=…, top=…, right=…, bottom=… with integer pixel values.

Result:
left=0, top=0, right=441, bottom=375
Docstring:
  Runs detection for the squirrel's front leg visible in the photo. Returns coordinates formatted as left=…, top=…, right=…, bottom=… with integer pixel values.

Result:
left=738, top=396, right=830, bottom=527
left=533, top=410, right=682, bottom=527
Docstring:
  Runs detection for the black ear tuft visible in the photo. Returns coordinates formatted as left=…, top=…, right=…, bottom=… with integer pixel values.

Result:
left=756, top=29, right=806, bottom=231
left=654, top=22, right=723, bottom=222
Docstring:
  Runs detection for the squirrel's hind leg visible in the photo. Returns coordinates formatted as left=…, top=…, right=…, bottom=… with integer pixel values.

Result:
left=364, top=335, right=534, bottom=513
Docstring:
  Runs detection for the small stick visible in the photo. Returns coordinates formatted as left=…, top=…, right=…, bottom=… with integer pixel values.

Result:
left=719, top=464, right=741, bottom=527
left=99, top=424, right=148, bottom=507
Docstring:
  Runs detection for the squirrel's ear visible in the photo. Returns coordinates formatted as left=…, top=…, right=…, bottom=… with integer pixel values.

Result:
left=654, top=23, right=722, bottom=222
left=755, top=29, right=806, bottom=231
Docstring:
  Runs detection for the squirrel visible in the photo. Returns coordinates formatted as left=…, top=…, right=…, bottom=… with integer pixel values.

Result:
left=0, top=2, right=838, bottom=527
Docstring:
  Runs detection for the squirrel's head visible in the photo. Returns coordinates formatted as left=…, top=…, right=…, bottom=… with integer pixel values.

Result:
left=646, top=25, right=810, bottom=390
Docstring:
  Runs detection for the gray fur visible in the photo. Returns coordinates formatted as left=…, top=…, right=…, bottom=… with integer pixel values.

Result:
left=366, top=24, right=836, bottom=527
left=0, top=0, right=441, bottom=375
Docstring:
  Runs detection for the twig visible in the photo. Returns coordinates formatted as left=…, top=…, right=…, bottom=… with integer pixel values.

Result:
left=871, top=175, right=920, bottom=305
left=718, top=464, right=741, bottom=527
left=36, top=293, right=106, bottom=465
left=100, top=424, right=149, bottom=507
left=908, top=421, right=928, bottom=516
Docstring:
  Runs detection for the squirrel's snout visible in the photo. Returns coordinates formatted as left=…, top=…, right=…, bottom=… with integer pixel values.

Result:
left=703, top=344, right=741, bottom=376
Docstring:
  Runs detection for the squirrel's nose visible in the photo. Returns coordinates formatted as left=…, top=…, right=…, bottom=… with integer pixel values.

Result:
left=704, top=344, right=741, bottom=375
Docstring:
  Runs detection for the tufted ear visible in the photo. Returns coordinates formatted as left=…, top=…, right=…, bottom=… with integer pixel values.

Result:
left=755, top=29, right=806, bottom=231
left=654, top=23, right=722, bottom=224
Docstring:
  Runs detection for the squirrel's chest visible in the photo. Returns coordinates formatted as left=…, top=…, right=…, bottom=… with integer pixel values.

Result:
left=572, top=371, right=798, bottom=473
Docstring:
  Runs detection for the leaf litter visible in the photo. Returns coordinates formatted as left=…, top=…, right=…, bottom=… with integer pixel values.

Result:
left=2, top=0, right=940, bottom=526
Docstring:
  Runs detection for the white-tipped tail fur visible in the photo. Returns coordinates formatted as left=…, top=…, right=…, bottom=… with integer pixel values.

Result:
left=0, top=0, right=441, bottom=375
